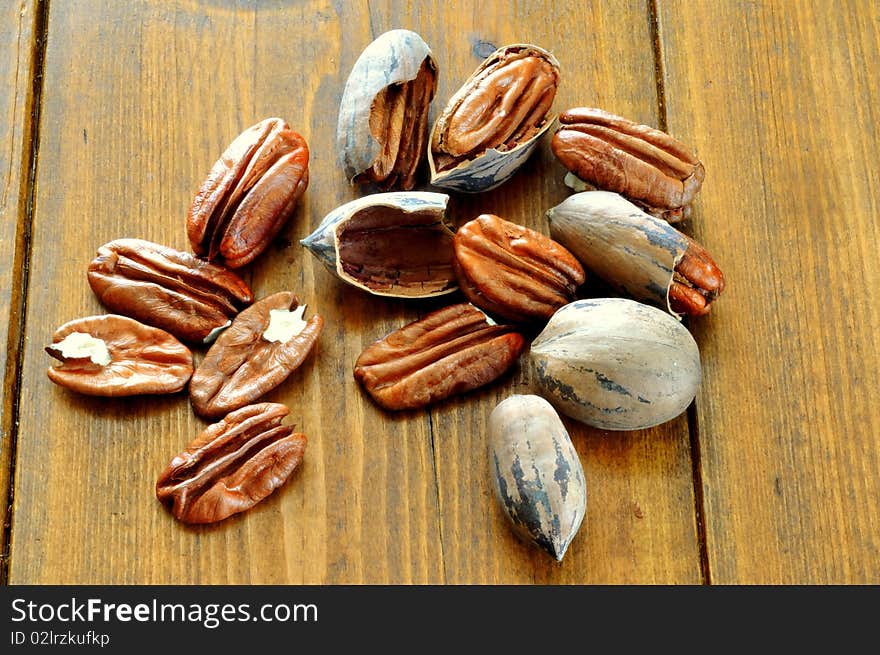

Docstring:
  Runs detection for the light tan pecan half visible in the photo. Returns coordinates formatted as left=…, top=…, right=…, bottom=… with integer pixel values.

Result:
left=353, top=303, right=526, bottom=410
left=156, top=402, right=306, bottom=524
left=453, top=214, right=585, bottom=323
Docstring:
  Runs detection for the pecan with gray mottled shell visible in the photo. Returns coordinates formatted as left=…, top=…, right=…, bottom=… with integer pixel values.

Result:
left=189, top=291, right=323, bottom=419
left=453, top=213, right=585, bottom=324
left=187, top=117, right=309, bottom=268
left=337, top=29, right=437, bottom=191
left=300, top=191, right=457, bottom=299
left=552, top=107, right=704, bottom=222
left=88, top=238, right=253, bottom=344
left=354, top=303, right=525, bottom=410
left=428, top=44, right=559, bottom=193
left=156, top=402, right=306, bottom=524
left=529, top=298, right=701, bottom=431
left=546, top=191, right=724, bottom=318
left=490, top=394, right=586, bottom=561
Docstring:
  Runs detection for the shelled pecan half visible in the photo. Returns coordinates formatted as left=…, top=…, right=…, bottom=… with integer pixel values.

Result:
left=354, top=303, right=525, bottom=410
left=453, top=214, right=585, bottom=323
left=187, top=117, right=309, bottom=268
left=551, top=107, right=705, bottom=221
left=156, top=402, right=306, bottom=524
left=88, top=238, right=253, bottom=344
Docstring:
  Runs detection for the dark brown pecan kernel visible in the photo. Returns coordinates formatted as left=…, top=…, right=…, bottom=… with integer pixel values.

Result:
left=46, top=314, right=193, bottom=396
left=156, top=402, right=306, bottom=524
left=552, top=107, right=705, bottom=221
left=189, top=291, right=323, bottom=419
left=453, top=214, right=585, bottom=323
left=87, top=238, right=253, bottom=344
left=187, top=118, right=309, bottom=268
left=669, top=234, right=726, bottom=316
left=353, top=303, right=526, bottom=410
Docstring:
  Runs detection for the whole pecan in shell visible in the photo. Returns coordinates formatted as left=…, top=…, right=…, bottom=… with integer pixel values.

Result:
left=87, top=238, right=253, bottom=344
left=46, top=314, right=193, bottom=396
left=156, top=402, right=306, bottom=524
left=187, top=117, right=309, bottom=268
left=189, top=291, right=323, bottom=419
left=353, top=303, right=525, bottom=410
left=453, top=214, right=585, bottom=323
left=551, top=107, right=705, bottom=221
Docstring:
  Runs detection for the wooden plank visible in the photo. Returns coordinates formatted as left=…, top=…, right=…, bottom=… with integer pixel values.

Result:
left=657, top=0, right=880, bottom=582
left=0, top=0, right=38, bottom=579
left=10, top=0, right=702, bottom=583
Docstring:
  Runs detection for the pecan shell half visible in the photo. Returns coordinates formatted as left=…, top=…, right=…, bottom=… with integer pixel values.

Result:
left=353, top=303, right=526, bottom=410
left=46, top=314, right=193, bottom=396
left=187, top=117, right=309, bottom=268
left=453, top=214, right=585, bottom=323
left=156, top=402, right=306, bottom=524
left=87, top=238, right=253, bottom=344
left=551, top=107, right=705, bottom=221
left=189, top=291, right=323, bottom=419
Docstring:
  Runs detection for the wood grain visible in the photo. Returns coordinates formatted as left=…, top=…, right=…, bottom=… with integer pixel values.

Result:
left=0, top=0, right=38, bottom=580
left=8, top=0, right=703, bottom=583
left=657, top=0, right=880, bottom=582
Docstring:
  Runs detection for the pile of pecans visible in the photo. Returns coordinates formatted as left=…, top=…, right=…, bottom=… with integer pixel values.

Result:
left=46, top=29, right=725, bottom=559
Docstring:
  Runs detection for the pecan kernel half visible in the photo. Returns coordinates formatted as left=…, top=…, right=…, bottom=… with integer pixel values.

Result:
left=669, top=234, right=726, bottom=316
left=453, top=214, right=585, bottom=323
left=156, top=402, right=306, bottom=524
left=354, top=303, right=526, bottom=410
left=187, top=117, right=309, bottom=268
left=87, top=238, right=253, bottom=344
left=552, top=107, right=704, bottom=219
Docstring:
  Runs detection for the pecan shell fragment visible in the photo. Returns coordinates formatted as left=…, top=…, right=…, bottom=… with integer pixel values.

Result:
left=156, top=402, right=306, bottom=524
left=552, top=107, right=705, bottom=221
left=46, top=314, right=193, bottom=396
left=353, top=303, right=526, bottom=410
left=453, top=214, right=585, bottom=323
left=87, top=238, right=253, bottom=344
left=187, top=117, right=309, bottom=268
left=189, top=291, right=323, bottom=419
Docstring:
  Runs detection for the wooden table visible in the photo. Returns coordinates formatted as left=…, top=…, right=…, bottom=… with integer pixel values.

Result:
left=2, top=0, right=878, bottom=585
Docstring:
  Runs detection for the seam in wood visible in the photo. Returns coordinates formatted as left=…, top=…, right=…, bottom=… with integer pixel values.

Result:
left=426, top=410, right=447, bottom=583
left=1, top=0, right=50, bottom=585
left=647, top=0, right=711, bottom=585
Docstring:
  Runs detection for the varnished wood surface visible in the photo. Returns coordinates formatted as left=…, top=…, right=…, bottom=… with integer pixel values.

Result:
left=2, top=0, right=877, bottom=584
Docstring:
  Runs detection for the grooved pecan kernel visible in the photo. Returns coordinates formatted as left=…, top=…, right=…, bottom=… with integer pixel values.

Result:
left=156, top=402, right=306, bottom=524
left=453, top=214, right=585, bottom=323
left=189, top=291, right=323, bottom=419
left=551, top=107, right=705, bottom=221
left=187, top=118, right=309, bottom=268
left=87, top=238, right=253, bottom=344
left=669, top=233, right=726, bottom=316
left=353, top=303, right=526, bottom=410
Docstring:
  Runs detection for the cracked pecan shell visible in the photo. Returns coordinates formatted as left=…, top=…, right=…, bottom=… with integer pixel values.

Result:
left=187, top=117, right=309, bottom=268
left=453, top=214, right=585, bottom=323
left=156, top=402, right=306, bottom=524
left=353, top=303, right=526, bottom=410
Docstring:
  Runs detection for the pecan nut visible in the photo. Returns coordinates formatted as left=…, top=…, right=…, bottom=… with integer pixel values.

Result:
left=337, top=30, right=438, bottom=191
left=453, top=214, right=585, bottom=323
left=156, top=402, right=306, bottom=524
left=353, top=303, right=525, bottom=410
left=551, top=107, right=705, bottom=221
left=189, top=291, right=323, bottom=419
left=187, top=118, right=309, bottom=268
left=46, top=314, right=193, bottom=396
left=428, top=44, right=559, bottom=192
left=87, top=238, right=253, bottom=344
left=668, top=233, right=726, bottom=316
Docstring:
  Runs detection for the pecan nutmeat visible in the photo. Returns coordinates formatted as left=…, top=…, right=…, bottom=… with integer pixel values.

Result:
left=156, top=402, right=306, bottom=524
left=46, top=314, right=193, bottom=396
left=453, top=214, right=585, bottom=323
left=187, top=117, right=309, bottom=268
left=353, top=303, right=526, bottom=410
left=189, top=291, right=323, bottom=419
left=551, top=107, right=705, bottom=221
left=87, top=238, right=253, bottom=344
left=669, top=233, right=726, bottom=316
